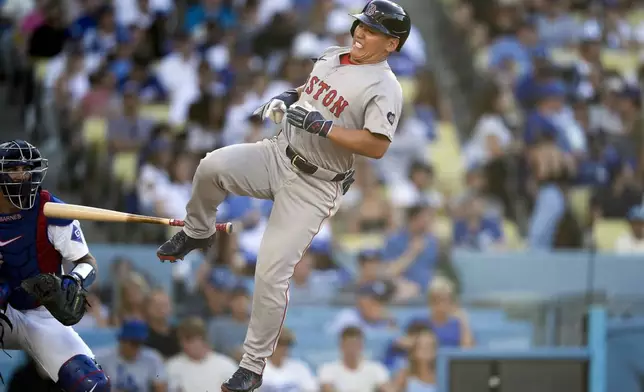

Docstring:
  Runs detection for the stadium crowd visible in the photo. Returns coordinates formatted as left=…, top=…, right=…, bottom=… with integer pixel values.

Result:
left=2, top=0, right=644, bottom=390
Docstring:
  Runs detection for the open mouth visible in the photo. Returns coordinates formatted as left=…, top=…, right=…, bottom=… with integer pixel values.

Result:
left=353, top=40, right=364, bottom=49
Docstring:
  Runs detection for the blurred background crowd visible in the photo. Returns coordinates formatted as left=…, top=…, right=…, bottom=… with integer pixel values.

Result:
left=1, top=0, right=644, bottom=390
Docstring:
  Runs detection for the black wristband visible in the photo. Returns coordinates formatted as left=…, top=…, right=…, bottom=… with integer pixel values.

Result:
left=275, top=89, right=299, bottom=108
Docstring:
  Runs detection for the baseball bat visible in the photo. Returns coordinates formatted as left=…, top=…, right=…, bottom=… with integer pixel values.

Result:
left=43, top=202, right=234, bottom=234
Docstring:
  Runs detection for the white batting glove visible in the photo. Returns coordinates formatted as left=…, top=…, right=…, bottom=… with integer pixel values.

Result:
left=253, top=99, right=287, bottom=124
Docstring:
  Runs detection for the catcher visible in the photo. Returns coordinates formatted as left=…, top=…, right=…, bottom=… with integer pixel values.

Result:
left=0, top=140, right=110, bottom=391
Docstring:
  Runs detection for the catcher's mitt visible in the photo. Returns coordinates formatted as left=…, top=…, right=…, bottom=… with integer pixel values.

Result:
left=21, top=274, right=87, bottom=326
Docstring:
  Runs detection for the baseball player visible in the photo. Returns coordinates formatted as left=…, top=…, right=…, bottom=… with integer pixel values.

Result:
left=0, top=139, right=110, bottom=391
left=157, top=1, right=411, bottom=391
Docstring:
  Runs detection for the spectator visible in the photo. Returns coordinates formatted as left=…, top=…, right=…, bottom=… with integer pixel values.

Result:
left=110, top=271, right=150, bottom=326
left=463, top=82, right=513, bottom=170
left=615, top=205, right=644, bottom=254
left=289, top=251, right=339, bottom=305
left=328, top=281, right=397, bottom=335
left=81, top=5, right=128, bottom=55
left=488, top=21, right=541, bottom=78
left=452, top=194, right=505, bottom=251
left=536, top=0, right=580, bottom=48
left=119, top=57, right=166, bottom=102
left=156, top=31, right=200, bottom=126
left=390, top=161, right=444, bottom=211
left=591, top=162, right=642, bottom=219
left=408, top=276, right=474, bottom=348
left=318, top=326, right=393, bottom=392
left=106, top=82, right=157, bottom=155
left=74, top=65, right=120, bottom=121
left=137, top=138, right=172, bottom=215
left=342, top=157, right=394, bottom=234
left=201, top=267, right=237, bottom=319
left=208, top=285, right=251, bottom=362
left=144, top=289, right=181, bottom=360
left=341, top=249, right=421, bottom=302
left=97, top=319, right=168, bottom=392
left=382, top=205, right=439, bottom=292
left=27, top=1, right=68, bottom=58
left=382, top=320, right=432, bottom=373
left=77, top=288, right=110, bottom=329
left=376, top=108, right=433, bottom=187
left=392, top=329, right=438, bottom=392
left=156, top=153, right=197, bottom=220
left=166, top=317, right=238, bottom=392
left=260, top=328, right=318, bottom=392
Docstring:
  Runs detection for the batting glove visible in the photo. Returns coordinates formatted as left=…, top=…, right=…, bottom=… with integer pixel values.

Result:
left=286, top=103, right=333, bottom=138
left=253, top=89, right=299, bottom=124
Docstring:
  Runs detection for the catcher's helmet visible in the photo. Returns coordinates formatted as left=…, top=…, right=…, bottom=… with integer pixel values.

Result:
left=0, top=140, right=48, bottom=210
left=349, top=0, right=411, bottom=52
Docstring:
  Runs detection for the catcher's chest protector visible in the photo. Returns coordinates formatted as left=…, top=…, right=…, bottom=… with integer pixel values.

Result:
left=0, top=191, right=65, bottom=310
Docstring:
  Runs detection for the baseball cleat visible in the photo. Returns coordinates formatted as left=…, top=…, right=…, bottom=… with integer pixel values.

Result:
left=221, top=368, right=262, bottom=392
left=156, top=230, right=214, bottom=262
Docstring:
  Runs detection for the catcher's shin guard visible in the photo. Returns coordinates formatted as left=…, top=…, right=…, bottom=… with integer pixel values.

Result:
left=58, top=355, right=110, bottom=392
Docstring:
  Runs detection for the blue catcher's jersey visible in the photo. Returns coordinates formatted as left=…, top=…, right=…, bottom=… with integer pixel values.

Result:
left=0, top=190, right=74, bottom=310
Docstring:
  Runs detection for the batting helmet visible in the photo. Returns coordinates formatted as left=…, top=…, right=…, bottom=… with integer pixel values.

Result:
left=349, top=0, right=411, bottom=52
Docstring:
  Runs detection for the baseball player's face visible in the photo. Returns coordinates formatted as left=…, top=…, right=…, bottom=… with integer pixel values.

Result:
left=4, top=165, right=30, bottom=182
left=350, top=23, right=399, bottom=64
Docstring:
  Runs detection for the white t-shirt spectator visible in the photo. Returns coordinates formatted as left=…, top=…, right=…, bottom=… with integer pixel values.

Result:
left=615, top=234, right=644, bottom=254
left=156, top=53, right=201, bottom=126
left=390, top=181, right=443, bottom=209
left=463, top=114, right=512, bottom=168
left=166, top=352, right=237, bottom=392
left=158, top=181, right=192, bottom=220
left=318, top=359, right=390, bottom=392
left=137, top=163, right=171, bottom=214
left=259, top=358, right=318, bottom=392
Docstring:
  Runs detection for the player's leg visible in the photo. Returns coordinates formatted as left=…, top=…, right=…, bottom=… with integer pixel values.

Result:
left=222, top=174, right=342, bottom=391
left=158, top=139, right=278, bottom=261
left=18, top=308, right=109, bottom=391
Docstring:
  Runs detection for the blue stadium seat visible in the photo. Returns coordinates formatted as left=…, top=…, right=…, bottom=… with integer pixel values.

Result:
left=473, top=322, right=534, bottom=350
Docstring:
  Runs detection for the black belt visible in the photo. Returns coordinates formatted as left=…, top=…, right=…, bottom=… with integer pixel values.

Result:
left=285, top=145, right=351, bottom=182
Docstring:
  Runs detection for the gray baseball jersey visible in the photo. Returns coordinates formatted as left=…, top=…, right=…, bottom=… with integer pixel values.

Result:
left=182, top=45, right=404, bottom=376
left=97, top=346, right=167, bottom=392
left=283, top=45, right=403, bottom=173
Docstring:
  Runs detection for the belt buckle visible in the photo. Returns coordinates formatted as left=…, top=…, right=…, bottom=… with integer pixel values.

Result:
left=291, top=154, right=301, bottom=172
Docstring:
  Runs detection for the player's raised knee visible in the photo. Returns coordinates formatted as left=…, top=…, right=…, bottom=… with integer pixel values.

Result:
left=195, top=149, right=230, bottom=181
left=58, top=354, right=110, bottom=392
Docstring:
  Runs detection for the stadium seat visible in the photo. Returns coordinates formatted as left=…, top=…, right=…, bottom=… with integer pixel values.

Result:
left=601, top=49, right=638, bottom=75
left=473, top=321, right=534, bottom=350
left=337, top=233, right=386, bottom=253
left=593, top=219, right=629, bottom=251
left=428, top=121, right=465, bottom=196
left=502, top=219, right=523, bottom=249
left=140, top=104, right=170, bottom=124
left=82, top=118, right=107, bottom=149
left=570, top=187, right=590, bottom=225
left=111, top=152, right=139, bottom=189
left=550, top=48, right=579, bottom=67
left=433, top=215, right=453, bottom=244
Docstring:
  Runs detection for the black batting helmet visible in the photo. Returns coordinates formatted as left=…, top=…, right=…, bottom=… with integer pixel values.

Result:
left=349, top=0, right=411, bottom=52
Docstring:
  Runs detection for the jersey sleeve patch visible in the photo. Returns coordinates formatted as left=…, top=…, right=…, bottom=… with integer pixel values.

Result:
left=71, top=224, right=84, bottom=244
left=387, top=112, right=396, bottom=125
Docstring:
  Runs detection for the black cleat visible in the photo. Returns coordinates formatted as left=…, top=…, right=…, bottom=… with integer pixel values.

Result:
left=156, top=230, right=214, bottom=262
left=221, top=368, right=263, bottom=392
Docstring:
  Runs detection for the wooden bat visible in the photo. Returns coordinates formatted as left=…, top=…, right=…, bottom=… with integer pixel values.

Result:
left=43, top=202, right=234, bottom=234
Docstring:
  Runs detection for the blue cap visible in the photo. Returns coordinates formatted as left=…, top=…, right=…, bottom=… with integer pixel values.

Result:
left=118, top=319, right=148, bottom=342
left=208, top=268, right=240, bottom=291
left=536, top=80, right=566, bottom=101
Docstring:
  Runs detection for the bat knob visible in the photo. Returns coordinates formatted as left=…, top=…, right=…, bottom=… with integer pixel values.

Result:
left=169, top=219, right=185, bottom=227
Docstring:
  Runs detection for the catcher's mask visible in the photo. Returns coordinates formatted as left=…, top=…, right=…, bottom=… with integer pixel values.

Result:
left=0, top=140, right=48, bottom=210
